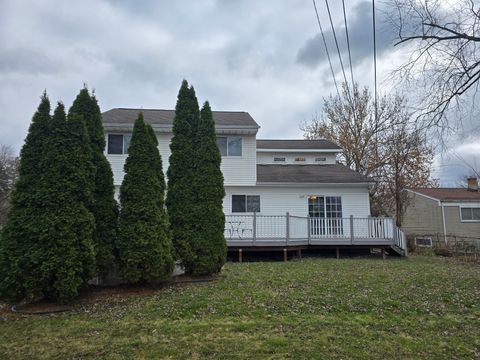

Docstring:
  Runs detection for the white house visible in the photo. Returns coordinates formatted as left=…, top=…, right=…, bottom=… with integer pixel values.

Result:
left=102, top=108, right=406, bottom=256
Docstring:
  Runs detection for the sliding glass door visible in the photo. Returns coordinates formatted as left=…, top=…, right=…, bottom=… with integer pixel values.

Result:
left=308, top=196, right=343, bottom=236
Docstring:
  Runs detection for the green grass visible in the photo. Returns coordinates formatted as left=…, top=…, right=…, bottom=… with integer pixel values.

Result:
left=1, top=256, right=479, bottom=359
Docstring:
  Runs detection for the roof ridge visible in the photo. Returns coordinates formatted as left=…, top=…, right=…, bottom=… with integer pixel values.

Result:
left=110, top=107, right=248, bottom=113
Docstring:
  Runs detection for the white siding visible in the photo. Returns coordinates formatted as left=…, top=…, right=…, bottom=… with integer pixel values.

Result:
left=106, top=132, right=256, bottom=187
left=221, top=135, right=257, bottom=186
left=256, top=152, right=337, bottom=165
left=223, top=185, right=371, bottom=218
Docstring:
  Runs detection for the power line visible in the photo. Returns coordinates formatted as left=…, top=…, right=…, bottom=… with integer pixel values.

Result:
left=372, top=0, right=378, bottom=125
left=341, top=0, right=355, bottom=94
left=324, top=0, right=349, bottom=89
left=312, top=0, right=340, bottom=98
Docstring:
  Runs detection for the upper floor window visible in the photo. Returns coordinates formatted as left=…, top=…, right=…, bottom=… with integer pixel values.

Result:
left=274, top=157, right=286, bottom=162
left=295, top=157, right=306, bottom=162
left=216, top=136, right=242, bottom=156
left=315, top=157, right=326, bottom=162
left=460, top=207, right=480, bottom=222
left=107, top=134, right=131, bottom=155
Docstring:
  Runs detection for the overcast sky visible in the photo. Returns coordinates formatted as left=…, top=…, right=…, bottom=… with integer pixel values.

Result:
left=1, top=0, right=478, bottom=185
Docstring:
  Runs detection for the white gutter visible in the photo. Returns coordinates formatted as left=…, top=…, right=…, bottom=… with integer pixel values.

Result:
left=441, top=201, right=447, bottom=244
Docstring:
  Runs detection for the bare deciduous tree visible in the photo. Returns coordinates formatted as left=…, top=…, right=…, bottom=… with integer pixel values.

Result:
left=0, top=145, right=19, bottom=225
left=302, top=83, right=437, bottom=222
left=389, top=0, right=480, bottom=126
left=302, top=83, right=403, bottom=175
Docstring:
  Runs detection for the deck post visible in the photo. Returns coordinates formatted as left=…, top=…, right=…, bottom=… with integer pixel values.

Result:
left=381, top=248, right=386, bottom=260
left=252, top=212, right=257, bottom=246
left=336, top=247, right=340, bottom=259
left=283, top=248, right=288, bottom=262
left=239, top=249, right=243, bottom=263
left=307, top=216, right=311, bottom=245
left=286, top=212, right=290, bottom=245
left=349, top=215, right=354, bottom=245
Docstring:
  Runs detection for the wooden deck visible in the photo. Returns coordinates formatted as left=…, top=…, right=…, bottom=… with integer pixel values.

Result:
left=225, top=214, right=407, bottom=257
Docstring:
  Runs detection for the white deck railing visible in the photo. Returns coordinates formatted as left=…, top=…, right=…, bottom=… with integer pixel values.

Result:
left=225, top=213, right=407, bottom=253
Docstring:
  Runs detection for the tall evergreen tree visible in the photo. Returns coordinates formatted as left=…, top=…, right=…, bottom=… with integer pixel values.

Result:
left=117, top=113, right=173, bottom=283
left=69, top=88, right=118, bottom=278
left=0, top=101, right=96, bottom=302
left=190, top=101, right=226, bottom=274
left=0, top=93, right=52, bottom=302
left=166, top=80, right=200, bottom=272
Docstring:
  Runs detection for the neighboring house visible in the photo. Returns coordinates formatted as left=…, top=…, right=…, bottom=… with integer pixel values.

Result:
left=102, top=108, right=406, bottom=255
left=402, top=178, right=480, bottom=245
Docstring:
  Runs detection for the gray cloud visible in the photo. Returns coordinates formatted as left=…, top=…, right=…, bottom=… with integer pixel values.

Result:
left=0, top=0, right=477, bottom=186
left=297, top=1, right=395, bottom=69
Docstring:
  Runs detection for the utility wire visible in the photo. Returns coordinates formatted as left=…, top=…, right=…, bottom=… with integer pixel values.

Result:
left=341, top=0, right=356, bottom=96
left=372, top=0, right=378, bottom=125
left=312, top=0, right=340, bottom=98
left=324, top=0, right=349, bottom=89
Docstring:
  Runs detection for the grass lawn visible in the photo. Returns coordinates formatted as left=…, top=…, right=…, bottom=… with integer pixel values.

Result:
left=1, top=255, right=479, bottom=359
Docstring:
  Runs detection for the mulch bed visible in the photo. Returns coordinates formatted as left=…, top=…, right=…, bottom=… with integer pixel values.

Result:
left=3, top=273, right=223, bottom=316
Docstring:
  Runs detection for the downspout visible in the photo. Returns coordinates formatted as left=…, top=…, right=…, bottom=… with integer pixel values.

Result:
left=440, top=201, right=447, bottom=245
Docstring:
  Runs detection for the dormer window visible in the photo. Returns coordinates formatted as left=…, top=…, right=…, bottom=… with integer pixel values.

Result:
left=216, top=136, right=242, bottom=156
left=107, top=134, right=131, bottom=155
left=274, top=157, right=286, bottom=162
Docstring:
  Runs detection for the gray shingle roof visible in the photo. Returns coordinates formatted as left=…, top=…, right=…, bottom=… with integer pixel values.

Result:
left=102, top=108, right=259, bottom=128
left=256, top=139, right=341, bottom=150
left=256, top=164, right=370, bottom=184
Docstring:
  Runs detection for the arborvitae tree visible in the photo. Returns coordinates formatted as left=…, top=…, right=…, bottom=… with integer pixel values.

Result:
left=0, top=93, right=52, bottom=302
left=0, top=101, right=96, bottom=302
left=42, top=104, right=96, bottom=301
left=189, top=102, right=226, bottom=275
left=69, top=88, right=118, bottom=278
left=166, top=80, right=202, bottom=273
left=117, top=113, right=173, bottom=283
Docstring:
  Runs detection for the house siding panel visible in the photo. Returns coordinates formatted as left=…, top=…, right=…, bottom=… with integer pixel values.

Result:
left=223, top=186, right=371, bottom=217
left=402, top=192, right=443, bottom=236
left=106, top=133, right=256, bottom=187
left=444, top=206, right=480, bottom=238
left=220, top=135, right=257, bottom=186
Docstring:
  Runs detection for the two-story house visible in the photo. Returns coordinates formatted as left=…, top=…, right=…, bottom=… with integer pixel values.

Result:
left=102, top=108, right=406, bottom=256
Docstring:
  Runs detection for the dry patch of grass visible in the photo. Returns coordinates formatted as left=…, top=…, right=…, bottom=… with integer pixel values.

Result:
left=1, top=256, right=479, bottom=359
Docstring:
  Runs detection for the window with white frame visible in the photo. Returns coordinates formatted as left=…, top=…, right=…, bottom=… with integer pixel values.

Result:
left=460, top=207, right=480, bottom=222
left=232, top=195, right=260, bottom=213
left=216, top=136, right=242, bottom=156
left=308, top=196, right=342, bottom=218
left=107, top=134, right=132, bottom=155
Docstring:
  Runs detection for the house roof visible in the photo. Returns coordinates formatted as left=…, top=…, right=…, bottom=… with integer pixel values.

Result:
left=408, top=188, right=480, bottom=202
left=102, top=108, right=260, bottom=128
left=256, top=139, right=341, bottom=150
left=256, top=164, right=370, bottom=184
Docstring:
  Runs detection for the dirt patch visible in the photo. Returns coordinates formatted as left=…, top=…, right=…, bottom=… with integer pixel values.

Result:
left=2, top=273, right=223, bottom=316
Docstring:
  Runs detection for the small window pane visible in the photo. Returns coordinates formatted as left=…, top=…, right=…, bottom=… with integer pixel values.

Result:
left=247, top=195, right=260, bottom=212
left=123, top=134, right=132, bottom=154
left=108, top=134, right=123, bottom=154
left=461, top=208, right=473, bottom=220
left=473, top=208, right=480, bottom=220
left=216, top=137, right=227, bottom=156
left=274, top=157, right=286, bottom=162
left=228, top=137, right=242, bottom=156
left=232, top=195, right=246, bottom=213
